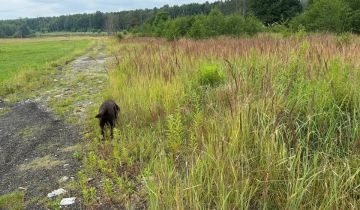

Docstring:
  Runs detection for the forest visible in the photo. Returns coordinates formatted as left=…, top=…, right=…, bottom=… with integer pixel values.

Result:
left=0, top=0, right=359, bottom=38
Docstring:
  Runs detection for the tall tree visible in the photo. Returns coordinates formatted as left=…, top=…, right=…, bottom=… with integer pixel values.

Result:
left=15, top=23, right=30, bottom=38
left=93, top=11, right=105, bottom=30
left=291, top=0, right=352, bottom=33
left=250, top=0, right=303, bottom=24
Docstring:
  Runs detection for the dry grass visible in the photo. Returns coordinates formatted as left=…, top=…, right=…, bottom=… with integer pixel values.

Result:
left=19, top=155, right=65, bottom=171
left=81, top=34, right=360, bottom=209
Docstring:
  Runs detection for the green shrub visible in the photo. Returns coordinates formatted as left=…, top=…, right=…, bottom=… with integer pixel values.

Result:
left=290, top=0, right=352, bottom=33
left=0, top=191, right=24, bottom=210
left=197, top=63, right=225, bottom=87
left=269, top=24, right=291, bottom=37
left=164, top=16, right=193, bottom=40
left=188, top=16, right=207, bottom=39
left=116, top=32, right=124, bottom=40
left=336, top=32, right=352, bottom=45
left=103, top=178, right=114, bottom=198
left=225, top=14, right=264, bottom=36
left=136, top=8, right=264, bottom=39
left=243, top=15, right=265, bottom=36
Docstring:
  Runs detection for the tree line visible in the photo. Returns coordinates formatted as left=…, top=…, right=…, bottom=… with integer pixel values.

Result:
left=132, top=8, right=265, bottom=40
left=0, top=0, right=359, bottom=38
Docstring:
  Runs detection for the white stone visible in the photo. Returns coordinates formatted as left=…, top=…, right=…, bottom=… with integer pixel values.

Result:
left=47, top=188, right=67, bottom=198
left=60, top=197, right=76, bottom=206
left=59, top=176, right=69, bottom=183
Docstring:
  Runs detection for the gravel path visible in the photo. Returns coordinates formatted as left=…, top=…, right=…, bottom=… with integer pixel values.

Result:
left=0, top=40, right=110, bottom=209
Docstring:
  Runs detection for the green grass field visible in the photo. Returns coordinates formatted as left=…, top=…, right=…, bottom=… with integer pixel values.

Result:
left=81, top=35, right=360, bottom=209
left=0, top=38, right=92, bottom=96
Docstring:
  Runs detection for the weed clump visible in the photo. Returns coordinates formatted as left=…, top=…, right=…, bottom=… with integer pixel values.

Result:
left=197, top=63, right=225, bottom=87
left=336, top=32, right=351, bottom=45
left=116, top=32, right=124, bottom=41
left=0, top=191, right=25, bottom=210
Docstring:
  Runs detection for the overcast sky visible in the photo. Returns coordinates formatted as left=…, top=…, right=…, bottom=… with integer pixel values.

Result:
left=0, top=0, right=213, bottom=20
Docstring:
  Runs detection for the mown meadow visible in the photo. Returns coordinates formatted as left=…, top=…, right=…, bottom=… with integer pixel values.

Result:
left=80, top=34, right=360, bottom=209
left=0, top=37, right=92, bottom=97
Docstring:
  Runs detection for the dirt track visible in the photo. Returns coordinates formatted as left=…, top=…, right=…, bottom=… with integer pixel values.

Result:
left=0, top=41, right=109, bottom=208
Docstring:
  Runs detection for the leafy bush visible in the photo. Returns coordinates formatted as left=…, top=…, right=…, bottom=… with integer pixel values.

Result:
left=242, top=15, right=265, bottom=36
left=250, top=0, right=303, bottom=24
left=164, top=16, right=193, bottom=40
left=224, top=14, right=264, bottom=36
left=348, top=9, right=360, bottom=33
left=336, top=32, right=352, bottom=45
left=290, top=0, right=353, bottom=33
left=187, top=16, right=207, bottom=39
left=197, top=63, right=225, bottom=87
left=136, top=9, right=264, bottom=40
left=116, top=32, right=124, bottom=40
left=269, top=24, right=291, bottom=37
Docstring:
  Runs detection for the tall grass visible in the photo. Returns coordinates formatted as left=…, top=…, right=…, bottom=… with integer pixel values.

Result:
left=83, top=35, right=360, bottom=209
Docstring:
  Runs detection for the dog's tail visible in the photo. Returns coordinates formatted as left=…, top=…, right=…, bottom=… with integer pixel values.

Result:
left=95, top=109, right=108, bottom=118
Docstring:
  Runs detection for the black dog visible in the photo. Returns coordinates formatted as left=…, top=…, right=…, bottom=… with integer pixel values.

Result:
left=95, top=100, right=120, bottom=138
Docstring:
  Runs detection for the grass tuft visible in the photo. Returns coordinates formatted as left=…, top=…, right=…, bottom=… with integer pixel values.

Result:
left=0, top=191, right=25, bottom=210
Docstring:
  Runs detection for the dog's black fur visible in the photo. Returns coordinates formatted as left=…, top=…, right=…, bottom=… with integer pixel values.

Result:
left=95, top=100, right=120, bottom=138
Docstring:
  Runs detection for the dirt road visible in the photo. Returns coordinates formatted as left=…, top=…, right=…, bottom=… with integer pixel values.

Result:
left=0, top=40, right=109, bottom=208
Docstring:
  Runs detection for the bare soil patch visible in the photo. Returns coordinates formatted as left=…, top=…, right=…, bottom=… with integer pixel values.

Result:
left=0, top=41, right=110, bottom=209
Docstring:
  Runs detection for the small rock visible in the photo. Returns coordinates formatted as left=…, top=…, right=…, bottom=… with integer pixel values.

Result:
left=18, top=187, right=27, bottom=191
left=56, top=66, right=63, bottom=71
left=47, top=188, right=67, bottom=198
left=60, top=197, right=76, bottom=206
left=76, top=108, right=85, bottom=113
left=59, top=176, right=69, bottom=183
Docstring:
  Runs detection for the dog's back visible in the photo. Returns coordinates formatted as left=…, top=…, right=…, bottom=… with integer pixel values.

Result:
left=96, top=100, right=120, bottom=138
left=97, top=100, right=120, bottom=120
